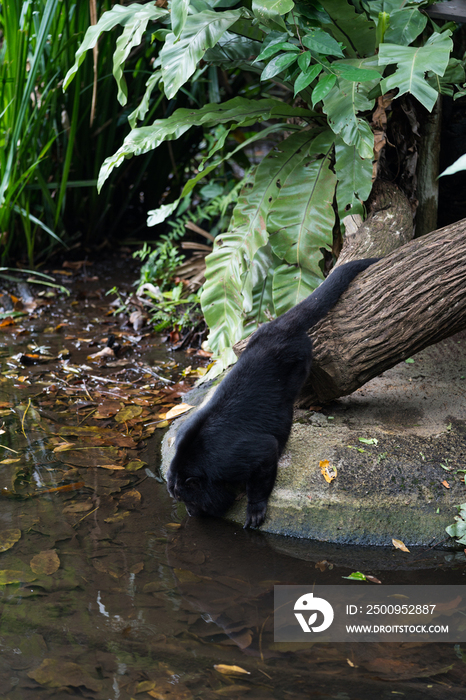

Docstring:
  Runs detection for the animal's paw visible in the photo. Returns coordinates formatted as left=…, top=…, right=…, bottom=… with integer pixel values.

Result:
left=244, top=500, right=267, bottom=529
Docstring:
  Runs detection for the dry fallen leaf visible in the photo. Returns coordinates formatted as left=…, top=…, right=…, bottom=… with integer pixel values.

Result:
left=392, top=538, right=410, bottom=553
left=164, top=403, right=194, bottom=420
left=366, top=575, right=382, bottom=584
left=87, top=347, right=115, bottom=361
left=442, top=480, right=450, bottom=489
left=214, top=664, right=250, bottom=676
left=319, top=459, right=337, bottom=483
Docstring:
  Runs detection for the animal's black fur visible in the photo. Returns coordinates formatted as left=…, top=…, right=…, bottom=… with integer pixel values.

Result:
left=167, top=258, right=378, bottom=528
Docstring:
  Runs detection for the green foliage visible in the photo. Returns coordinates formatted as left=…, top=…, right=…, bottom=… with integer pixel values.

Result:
left=446, top=503, right=466, bottom=546
left=135, top=239, right=186, bottom=292
left=67, top=0, right=462, bottom=374
left=0, top=0, right=168, bottom=265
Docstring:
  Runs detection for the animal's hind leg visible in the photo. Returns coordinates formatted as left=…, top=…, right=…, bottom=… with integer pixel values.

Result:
left=244, top=436, right=279, bottom=529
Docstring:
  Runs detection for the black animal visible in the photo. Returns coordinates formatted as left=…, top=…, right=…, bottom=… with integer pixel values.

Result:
left=167, top=258, right=378, bottom=528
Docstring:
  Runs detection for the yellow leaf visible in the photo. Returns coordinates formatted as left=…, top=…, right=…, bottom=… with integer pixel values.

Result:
left=0, top=528, right=21, bottom=552
left=214, top=664, right=250, bottom=675
left=164, top=403, right=194, bottom=420
left=319, top=459, right=337, bottom=483
left=0, top=458, right=20, bottom=464
left=114, top=405, right=143, bottom=423
left=104, top=511, right=131, bottom=523
left=53, top=442, right=75, bottom=453
left=30, top=550, right=60, bottom=575
left=136, top=680, right=157, bottom=693
left=125, top=460, right=147, bottom=472
left=0, top=569, right=37, bottom=584
left=392, top=538, right=410, bottom=553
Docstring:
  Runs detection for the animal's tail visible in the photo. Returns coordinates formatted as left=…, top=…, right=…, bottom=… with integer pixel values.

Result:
left=284, top=258, right=379, bottom=332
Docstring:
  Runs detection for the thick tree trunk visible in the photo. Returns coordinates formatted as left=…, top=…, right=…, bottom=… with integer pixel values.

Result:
left=298, top=222, right=466, bottom=407
left=337, top=180, right=413, bottom=264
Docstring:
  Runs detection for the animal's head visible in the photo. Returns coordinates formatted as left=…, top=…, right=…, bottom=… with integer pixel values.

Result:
left=166, top=424, right=236, bottom=518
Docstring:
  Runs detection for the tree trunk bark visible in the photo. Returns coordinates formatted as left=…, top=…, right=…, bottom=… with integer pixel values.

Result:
left=337, top=180, right=413, bottom=265
left=298, top=221, right=466, bottom=407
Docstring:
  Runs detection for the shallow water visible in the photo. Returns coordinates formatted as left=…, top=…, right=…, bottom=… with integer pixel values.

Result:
left=0, top=259, right=465, bottom=699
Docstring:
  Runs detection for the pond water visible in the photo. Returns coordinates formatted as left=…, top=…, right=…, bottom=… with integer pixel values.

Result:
left=0, top=258, right=465, bottom=699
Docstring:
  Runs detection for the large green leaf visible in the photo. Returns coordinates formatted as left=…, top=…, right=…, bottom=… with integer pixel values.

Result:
left=363, top=0, right=427, bottom=45
left=114, top=6, right=166, bottom=106
left=204, top=31, right=263, bottom=69
left=334, top=136, right=373, bottom=219
left=302, top=27, right=344, bottom=57
left=267, top=141, right=336, bottom=277
left=319, top=0, right=376, bottom=58
left=322, top=57, right=380, bottom=158
left=252, top=0, right=295, bottom=31
left=384, top=7, right=427, bottom=45
left=128, top=67, right=163, bottom=128
left=261, top=52, right=300, bottom=81
left=146, top=122, right=295, bottom=225
left=379, top=31, right=452, bottom=111
left=272, top=263, right=323, bottom=316
left=427, top=57, right=465, bottom=98
left=171, top=0, right=191, bottom=38
left=201, top=129, right=318, bottom=357
left=160, top=9, right=245, bottom=99
left=63, top=4, right=168, bottom=90
left=98, top=97, right=313, bottom=189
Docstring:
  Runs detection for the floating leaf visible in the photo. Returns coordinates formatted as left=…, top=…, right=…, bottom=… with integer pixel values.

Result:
left=342, top=571, right=367, bottom=581
left=0, top=458, right=21, bottom=464
left=392, top=538, right=410, bottom=553
left=52, top=442, right=75, bottom=453
left=30, top=550, right=60, bottom=575
left=0, top=528, right=21, bottom=552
